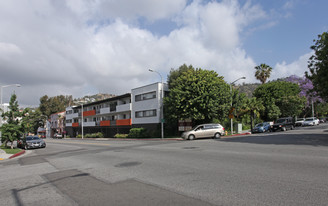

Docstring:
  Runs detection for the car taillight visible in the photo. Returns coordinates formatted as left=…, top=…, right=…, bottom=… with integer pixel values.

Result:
left=222, top=127, right=225, bottom=130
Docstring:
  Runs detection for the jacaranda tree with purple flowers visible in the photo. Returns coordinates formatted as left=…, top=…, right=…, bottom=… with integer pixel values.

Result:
left=286, top=75, right=327, bottom=117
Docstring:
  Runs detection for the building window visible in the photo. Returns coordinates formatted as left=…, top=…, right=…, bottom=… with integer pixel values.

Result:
left=135, top=109, right=157, bottom=118
left=135, top=91, right=156, bottom=102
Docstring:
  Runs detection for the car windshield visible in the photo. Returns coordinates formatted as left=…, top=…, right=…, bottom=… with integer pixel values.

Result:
left=255, top=123, right=263, bottom=127
left=276, top=119, right=286, bottom=123
left=305, top=118, right=314, bottom=121
left=26, top=136, right=40, bottom=141
left=297, top=118, right=304, bottom=121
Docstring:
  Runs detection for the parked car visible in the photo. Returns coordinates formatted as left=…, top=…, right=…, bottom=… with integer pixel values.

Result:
left=319, top=117, right=326, bottom=123
left=295, top=118, right=305, bottom=127
left=252, top=122, right=271, bottom=133
left=271, top=117, right=294, bottom=132
left=53, top=133, right=63, bottom=139
left=18, top=136, right=46, bottom=150
left=302, top=117, right=320, bottom=126
left=181, top=123, right=225, bottom=140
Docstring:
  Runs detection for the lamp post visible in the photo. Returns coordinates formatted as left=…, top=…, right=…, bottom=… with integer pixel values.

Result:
left=1, top=84, right=21, bottom=106
left=81, top=104, right=84, bottom=139
left=149, top=69, right=164, bottom=139
left=0, top=84, right=21, bottom=137
left=230, top=77, right=245, bottom=135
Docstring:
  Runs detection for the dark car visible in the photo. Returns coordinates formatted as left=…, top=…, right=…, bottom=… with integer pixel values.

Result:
left=252, top=122, right=271, bottom=133
left=319, top=117, right=326, bottom=123
left=271, top=117, right=294, bottom=132
left=18, top=136, right=46, bottom=150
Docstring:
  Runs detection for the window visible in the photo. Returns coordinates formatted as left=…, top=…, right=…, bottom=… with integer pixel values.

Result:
left=135, top=109, right=157, bottom=118
left=135, top=91, right=156, bottom=102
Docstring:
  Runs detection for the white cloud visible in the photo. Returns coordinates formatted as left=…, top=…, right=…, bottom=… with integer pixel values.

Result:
left=272, top=52, right=313, bottom=80
left=0, top=0, right=288, bottom=107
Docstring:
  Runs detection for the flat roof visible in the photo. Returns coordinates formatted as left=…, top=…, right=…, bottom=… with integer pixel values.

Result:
left=72, top=93, right=131, bottom=109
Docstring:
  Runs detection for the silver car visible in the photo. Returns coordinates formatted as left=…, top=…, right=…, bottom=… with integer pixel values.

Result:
left=18, top=136, right=46, bottom=150
left=181, top=123, right=225, bottom=140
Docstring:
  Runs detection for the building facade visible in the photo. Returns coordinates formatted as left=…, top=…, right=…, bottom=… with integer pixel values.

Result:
left=65, top=82, right=168, bottom=138
left=50, top=111, right=66, bottom=137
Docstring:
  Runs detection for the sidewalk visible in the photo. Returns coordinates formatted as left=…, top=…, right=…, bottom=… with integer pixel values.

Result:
left=0, top=149, right=13, bottom=160
left=0, top=149, right=26, bottom=161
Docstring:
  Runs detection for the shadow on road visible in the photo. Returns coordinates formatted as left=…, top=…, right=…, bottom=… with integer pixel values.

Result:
left=220, top=133, right=328, bottom=147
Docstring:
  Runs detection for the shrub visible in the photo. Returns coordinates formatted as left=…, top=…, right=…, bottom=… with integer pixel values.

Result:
left=114, top=134, right=128, bottom=138
left=85, top=132, right=104, bottom=138
left=76, top=134, right=82, bottom=138
left=128, top=128, right=148, bottom=138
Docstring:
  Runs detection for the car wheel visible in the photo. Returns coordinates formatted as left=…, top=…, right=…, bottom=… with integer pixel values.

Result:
left=281, top=127, right=286, bottom=131
left=213, top=133, right=221, bottom=139
left=188, top=134, right=195, bottom=140
left=24, top=145, right=28, bottom=150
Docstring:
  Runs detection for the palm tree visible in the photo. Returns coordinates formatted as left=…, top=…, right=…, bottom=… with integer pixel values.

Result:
left=254, top=64, right=272, bottom=84
left=242, top=97, right=264, bottom=131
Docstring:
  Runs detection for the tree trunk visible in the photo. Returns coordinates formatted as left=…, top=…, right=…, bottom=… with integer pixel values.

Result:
left=250, top=111, right=254, bottom=131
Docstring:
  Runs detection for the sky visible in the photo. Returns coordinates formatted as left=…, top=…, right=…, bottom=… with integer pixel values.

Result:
left=0, top=0, right=327, bottom=107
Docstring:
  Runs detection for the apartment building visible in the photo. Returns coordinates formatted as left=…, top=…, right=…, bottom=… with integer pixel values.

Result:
left=65, top=82, right=168, bottom=137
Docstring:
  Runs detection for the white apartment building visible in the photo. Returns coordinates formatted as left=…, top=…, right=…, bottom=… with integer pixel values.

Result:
left=65, top=82, right=168, bottom=137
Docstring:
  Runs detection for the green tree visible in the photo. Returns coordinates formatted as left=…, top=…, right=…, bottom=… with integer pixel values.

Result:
left=39, top=95, right=72, bottom=117
left=21, top=108, right=46, bottom=135
left=0, top=94, right=23, bottom=149
left=253, top=81, right=304, bottom=121
left=167, top=64, right=194, bottom=88
left=306, top=31, right=328, bottom=101
left=241, top=97, right=264, bottom=131
left=254, top=64, right=273, bottom=84
left=165, top=65, right=230, bottom=126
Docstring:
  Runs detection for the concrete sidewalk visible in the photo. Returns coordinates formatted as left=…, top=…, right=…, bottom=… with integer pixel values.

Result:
left=0, top=148, right=26, bottom=160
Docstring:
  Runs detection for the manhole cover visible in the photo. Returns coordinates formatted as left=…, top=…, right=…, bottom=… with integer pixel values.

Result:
left=115, top=161, right=142, bottom=168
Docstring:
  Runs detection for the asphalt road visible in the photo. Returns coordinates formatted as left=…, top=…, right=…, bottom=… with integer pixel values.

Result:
left=1, top=124, right=328, bottom=205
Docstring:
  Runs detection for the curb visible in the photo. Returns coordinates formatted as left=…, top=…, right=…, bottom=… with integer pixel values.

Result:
left=9, top=150, right=25, bottom=159
left=222, top=132, right=252, bottom=138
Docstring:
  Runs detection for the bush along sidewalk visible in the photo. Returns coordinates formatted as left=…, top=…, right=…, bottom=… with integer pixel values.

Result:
left=128, top=128, right=149, bottom=138
left=76, top=132, right=104, bottom=138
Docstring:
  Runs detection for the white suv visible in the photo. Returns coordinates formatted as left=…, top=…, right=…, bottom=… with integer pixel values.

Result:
left=181, top=123, right=225, bottom=140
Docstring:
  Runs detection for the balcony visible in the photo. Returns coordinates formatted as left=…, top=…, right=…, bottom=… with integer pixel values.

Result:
left=72, top=123, right=79, bottom=127
left=117, top=119, right=132, bottom=126
left=116, top=103, right=131, bottom=112
left=83, top=110, right=96, bottom=117
left=66, top=113, right=79, bottom=120
left=100, top=120, right=110, bottom=126
left=83, top=121, right=96, bottom=127
left=100, top=107, right=110, bottom=115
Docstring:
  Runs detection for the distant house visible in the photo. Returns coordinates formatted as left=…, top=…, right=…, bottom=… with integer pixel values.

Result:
left=50, top=111, right=66, bottom=137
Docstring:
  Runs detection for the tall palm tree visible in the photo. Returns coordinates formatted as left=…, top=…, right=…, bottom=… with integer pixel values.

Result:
left=254, top=64, right=272, bottom=84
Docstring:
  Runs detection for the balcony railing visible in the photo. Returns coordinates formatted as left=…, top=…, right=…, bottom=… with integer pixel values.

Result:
left=116, top=103, right=131, bottom=112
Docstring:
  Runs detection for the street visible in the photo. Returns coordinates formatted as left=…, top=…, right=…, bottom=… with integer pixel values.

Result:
left=1, top=124, right=328, bottom=206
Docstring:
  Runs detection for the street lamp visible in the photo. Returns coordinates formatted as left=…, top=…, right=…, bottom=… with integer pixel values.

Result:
left=230, top=77, right=246, bottom=135
left=149, top=69, right=164, bottom=139
left=0, top=84, right=21, bottom=137
left=1, top=84, right=21, bottom=105
left=81, top=104, right=84, bottom=139
left=76, top=103, right=84, bottom=139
